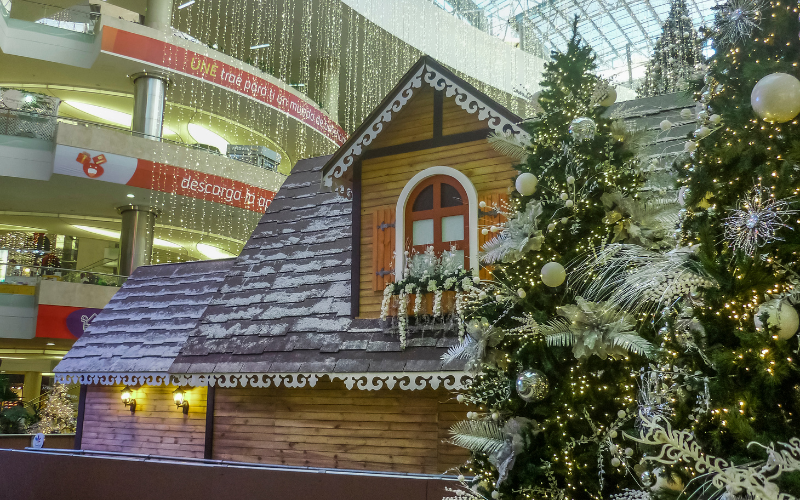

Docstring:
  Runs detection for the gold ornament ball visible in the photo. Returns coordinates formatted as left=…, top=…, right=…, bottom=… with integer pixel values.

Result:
left=515, top=173, right=538, bottom=196
left=541, top=261, right=566, bottom=287
left=751, top=73, right=800, bottom=123
left=516, top=369, right=548, bottom=402
left=754, top=299, right=799, bottom=340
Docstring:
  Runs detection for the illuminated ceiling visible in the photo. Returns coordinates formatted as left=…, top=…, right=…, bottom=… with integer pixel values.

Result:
left=429, top=0, right=720, bottom=86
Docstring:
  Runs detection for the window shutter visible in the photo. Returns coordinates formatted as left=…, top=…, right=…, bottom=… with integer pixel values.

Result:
left=372, top=206, right=396, bottom=291
left=478, top=191, right=509, bottom=281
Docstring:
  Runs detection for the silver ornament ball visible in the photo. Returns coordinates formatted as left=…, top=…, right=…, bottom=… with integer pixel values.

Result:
left=516, top=369, right=549, bottom=402
left=569, top=117, right=596, bottom=142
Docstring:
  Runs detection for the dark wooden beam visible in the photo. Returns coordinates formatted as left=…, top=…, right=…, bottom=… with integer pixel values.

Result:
left=74, top=384, right=87, bottom=450
left=350, top=160, right=362, bottom=319
left=204, top=384, right=215, bottom=459
left=362, top=128, right=491, bottom=161
left=433, top=90, right=443, bottom=138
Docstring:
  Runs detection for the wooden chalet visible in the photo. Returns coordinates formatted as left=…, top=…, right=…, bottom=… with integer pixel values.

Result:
left=53, top=56, right=531, bottom=474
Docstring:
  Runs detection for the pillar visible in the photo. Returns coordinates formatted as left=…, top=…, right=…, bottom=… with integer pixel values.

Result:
left=117, top=205, right=159, bottom=276
left=145, top=0, right=173, bottom=32
left=317, top=57, right=340, bottom=124
left=23, top=371, right=42, bottom=405
left=131, top=72, right=170, bottom=140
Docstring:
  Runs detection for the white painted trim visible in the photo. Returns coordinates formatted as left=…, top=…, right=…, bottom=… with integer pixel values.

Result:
left=54, top=371, right=472, bottom=391
left=395, top=166, right=479, bottom=278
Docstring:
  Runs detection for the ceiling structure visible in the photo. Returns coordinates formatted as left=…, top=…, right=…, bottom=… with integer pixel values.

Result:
left=429, top=0, right=720, bottom=86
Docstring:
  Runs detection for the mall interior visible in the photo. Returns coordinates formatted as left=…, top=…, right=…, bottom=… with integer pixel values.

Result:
left=0, top=0, right=706, bottom=425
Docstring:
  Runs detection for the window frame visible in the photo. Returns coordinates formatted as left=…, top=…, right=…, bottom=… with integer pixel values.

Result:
left=406, top=175, right=469, bottom=263
left=394, top=166, right=479, bottom=279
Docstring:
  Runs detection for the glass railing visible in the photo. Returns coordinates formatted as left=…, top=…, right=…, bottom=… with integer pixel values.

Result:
left=0, top=263, right=127, bottom=288
left=3, top=0, right=98, bottom=36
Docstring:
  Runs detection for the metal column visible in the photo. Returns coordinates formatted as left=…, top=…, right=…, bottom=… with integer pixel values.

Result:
left=117, top=205, right=159, bottom=276
left=131, top=72, right=170, bottom=140
left=145, top=0, right=173, bottom=32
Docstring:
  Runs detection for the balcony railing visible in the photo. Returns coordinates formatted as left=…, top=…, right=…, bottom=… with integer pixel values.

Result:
left=0, top=108, right=58, bottom=141
left=2, top=0, right=98, bottom=36
left=0, top=263, right=127, bottom=288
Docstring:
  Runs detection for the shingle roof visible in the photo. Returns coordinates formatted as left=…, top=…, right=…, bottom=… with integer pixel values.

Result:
left=170, top=155, right=465, bottom=375
left=54, top=259, right=234, bottom=374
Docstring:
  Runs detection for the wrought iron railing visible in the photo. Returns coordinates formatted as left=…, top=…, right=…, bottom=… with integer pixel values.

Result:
left=0, top=108, right=58, bottom=141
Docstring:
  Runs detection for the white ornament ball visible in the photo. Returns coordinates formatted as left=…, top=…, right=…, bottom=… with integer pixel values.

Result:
left=518, top=288, right=527, bottom=299
left=709, top=114, right=721, bottom=125
left=515, top=173, right=539, bottom=196
left=491, top=491, right=500, bottom=499
left=754, top=299, right=799, bottom=340
left=566, top=176, right=575, bottom=184
left=600, top=87, right=617, bottom=107
left=617, top=410, right=626, bottom=418
left=684, top=141, right=697, bottom=152
left=547, top=223, right=556, bottom=231
left=491, top=412, right=500, bottom=421
left=625, top=448, right=634, bottom=457
left=458, top=475, right=465, bottom=482
left=680, top=108, right=693, bottom=120
left=610, top=458, right=621, bottom=467
left=560, top=192, right=568, bottom=200
left=541, top=262, right=566, bottom=287
left=609, top=430, right=618, bottom=438
left=565, top=200, right=574, bottom=208
left=694, top=126, right=711, bottom=138
left=751, top=72, right=800, bottom=123
left=473, top=276, right=480, bottom=284
left=456, top=394, right=465, bottom=403
left=560, top=217, right=568, bottom=224
left=490, top=225, right=500, bottom=233
left=481, top=228, right=489, bottom=235
left=479, top=201, right=487, bottom=208
left=659, top=119, right=673, bottom=131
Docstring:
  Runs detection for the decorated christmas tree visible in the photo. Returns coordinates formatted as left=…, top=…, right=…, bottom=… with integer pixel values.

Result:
left=31, top=384, right=76, bottom=435
left=637, top=0, right=703, bottom=97
left=446, top=2, right=800, bottom=499
left=445, top=19, right=668, bottom=500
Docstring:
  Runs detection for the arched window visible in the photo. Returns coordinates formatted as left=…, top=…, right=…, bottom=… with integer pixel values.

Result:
left=406, top=175, right=469, bottom=268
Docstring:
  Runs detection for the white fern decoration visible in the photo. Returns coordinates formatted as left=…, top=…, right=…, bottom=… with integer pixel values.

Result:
left=488, top=131, right=529, bottom=162
left=570, top=244, right=716, bottom=318
left=449, top=420, right=506, bottom=454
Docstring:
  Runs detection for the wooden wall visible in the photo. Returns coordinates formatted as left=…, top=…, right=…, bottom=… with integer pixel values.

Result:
left=81, top=385, right=207, bottom=458
left=212, top=379, right=469, bottom=474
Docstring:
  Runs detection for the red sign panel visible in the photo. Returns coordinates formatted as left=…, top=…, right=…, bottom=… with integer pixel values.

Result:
left=35, top=305, right=101, bottom=340
left=101, top=26, right=347, bottom=146
left=54, top=145, right=275, bottom=212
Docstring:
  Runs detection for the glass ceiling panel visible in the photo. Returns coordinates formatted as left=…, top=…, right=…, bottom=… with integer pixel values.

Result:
left=427, top=0, right=721, bottom=89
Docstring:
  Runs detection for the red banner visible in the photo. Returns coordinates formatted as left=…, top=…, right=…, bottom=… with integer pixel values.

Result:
left=101, top=26, right=347, bottom=146
left=54, top=145, right=276, bottom=212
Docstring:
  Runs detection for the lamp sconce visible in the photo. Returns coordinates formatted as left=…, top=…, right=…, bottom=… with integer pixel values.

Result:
left=173, top=387, right=189, bottom=414
left=121, top=386, right=136, bottom=413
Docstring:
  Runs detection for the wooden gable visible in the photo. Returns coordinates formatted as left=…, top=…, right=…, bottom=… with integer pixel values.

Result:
left=353, top=84, right=516, bottom=319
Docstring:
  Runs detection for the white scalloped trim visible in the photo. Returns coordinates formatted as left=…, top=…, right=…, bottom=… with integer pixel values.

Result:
left=55, top=372, right=472, bottom=391
left=322, top=62, right=530, bottom=198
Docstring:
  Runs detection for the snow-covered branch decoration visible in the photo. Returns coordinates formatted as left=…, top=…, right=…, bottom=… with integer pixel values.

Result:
left=441, top=317, right=505, bottom=373
left=488, top=131, right=529, bottom=163
left=482, top=201, right=544, bottom=264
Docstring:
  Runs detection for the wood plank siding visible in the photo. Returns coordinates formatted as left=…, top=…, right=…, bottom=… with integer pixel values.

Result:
left=81, top=385, right=207, bottom=458
left=211, top=380, right=469, bottom=474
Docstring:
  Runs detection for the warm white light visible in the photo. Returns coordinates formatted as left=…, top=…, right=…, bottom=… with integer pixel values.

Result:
left=72, top=225, right=181, bottom=249
left=250, top=43, right=270, bottom=49
left=196, top=243, right=235, bottom=259
left=65, top=101, right=132, bottom=127
left=188, top=123, right=229, bottom=153
left=127, top=194, right=135, bottom=198
left=0, top=224, right=47, bottom=232
left=178, top=0, right=195, bottom=8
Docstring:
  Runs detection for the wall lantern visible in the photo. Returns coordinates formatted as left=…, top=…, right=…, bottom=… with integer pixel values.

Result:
left=173, top=387, right=189, bottom=414
left=121, top=386, right=136, bottom=413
